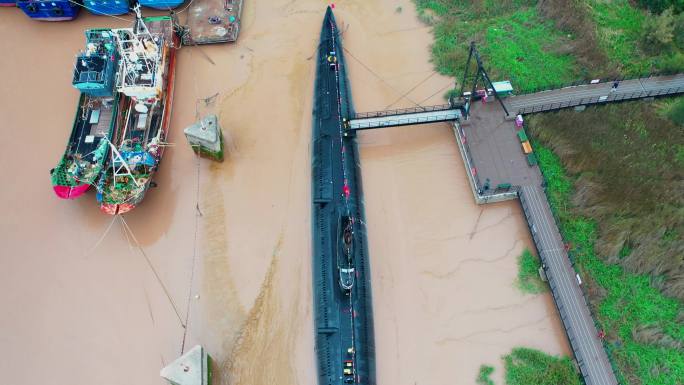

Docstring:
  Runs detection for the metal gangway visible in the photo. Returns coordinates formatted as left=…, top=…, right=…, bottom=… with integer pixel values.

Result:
left=346, top=104, right=463, bottom=131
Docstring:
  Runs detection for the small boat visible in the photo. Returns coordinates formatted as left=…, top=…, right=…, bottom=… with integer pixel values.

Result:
left=84, top=0, right=130, bottom=15
left=98, top=11, right=179, bottom=215
left=0, top=1, right=17, bottom=7
left=137, top=0, right=183, bottom=10
left=337, top=211, right=355, bottom=291
left=51, top=29, right=122, bottom=199
left=16, top=0, right=80, bottom=21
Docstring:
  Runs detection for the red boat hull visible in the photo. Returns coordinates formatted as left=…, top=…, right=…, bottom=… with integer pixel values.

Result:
left=53, top=184, right=90, bottom=199
left=100, top=203, right=135, bottom=215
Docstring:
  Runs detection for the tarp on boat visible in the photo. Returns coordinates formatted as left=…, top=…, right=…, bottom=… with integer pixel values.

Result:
left=117, top=151, right=156, bottom=167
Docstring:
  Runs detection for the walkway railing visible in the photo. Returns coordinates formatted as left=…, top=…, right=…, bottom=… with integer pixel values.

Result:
left=517, top=86, right=684, bottom=114
left=513, top=72, right=683, bottom=96
left=349, top=110, right=461, bottom=130
left=352, top=103, right=457, bottom=119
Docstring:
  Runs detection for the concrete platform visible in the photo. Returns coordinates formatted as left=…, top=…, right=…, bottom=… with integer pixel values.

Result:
left=183, top=0, right=243, bottom=45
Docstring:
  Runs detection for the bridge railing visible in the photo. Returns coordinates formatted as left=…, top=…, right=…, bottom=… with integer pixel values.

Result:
left=353, top=103, right=455, bottom=119
left=349, top=112, right=460, bottom=130
left=513, top=72, right=683, bottom=96
left=517, top=86, right=684, bottom=114
left=525, top=135, right=626, bottom=383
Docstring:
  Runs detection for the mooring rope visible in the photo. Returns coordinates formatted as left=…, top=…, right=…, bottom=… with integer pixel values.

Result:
left=342, top=47, right=422, bottom=107
left=118, top=215, right=186, bottom=328
left=84, top=215, right=118, bottom=256
left=180, top=146, right=202, bottom=355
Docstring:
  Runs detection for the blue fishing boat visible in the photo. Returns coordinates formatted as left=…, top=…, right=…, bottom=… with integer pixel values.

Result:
left=137, top=0, right=183, bottom=10
left=51, top=28, right=123, bottom=199
left=83, top=0, right=129, bottom=15
left=16, top=0, right=80, bottom=21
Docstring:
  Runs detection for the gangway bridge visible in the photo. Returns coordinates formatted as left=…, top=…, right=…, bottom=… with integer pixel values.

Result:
left=345, top=103, right=462, bottom=131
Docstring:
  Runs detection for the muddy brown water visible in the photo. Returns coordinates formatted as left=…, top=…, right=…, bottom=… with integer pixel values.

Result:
left=0, top=1, right=567, bottom=384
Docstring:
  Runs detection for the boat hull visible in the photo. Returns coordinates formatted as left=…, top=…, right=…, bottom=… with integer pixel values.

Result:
left=138, top=0, right=183, bottom=10
left=53, top=184, right=90, bottom=200
left=16, top=0, right=80, bottom=21
left=0, top=1, right=17, bottom=7
left=85, top=0, right=130, bottom=16
left=100, top=203, right=135, bottom=215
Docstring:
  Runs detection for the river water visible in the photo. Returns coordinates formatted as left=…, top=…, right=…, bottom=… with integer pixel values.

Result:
left=0, top=1, right=567, bottom=385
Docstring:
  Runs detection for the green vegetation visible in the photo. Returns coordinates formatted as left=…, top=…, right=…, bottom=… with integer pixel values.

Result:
left=665, top=97, right=684, bottom=125
left=414, top=0, right=684, bottom=94
left=516, top=249, right=547, bottom=294
left=477, top=348, right=580, bottom=385
left=476, top=364, right=495, bottom=385
left=527, top=107, right=684, bottom=384
left=415, top=0, right=579, bottom=93
left=503, top=348, right=581, bottom=385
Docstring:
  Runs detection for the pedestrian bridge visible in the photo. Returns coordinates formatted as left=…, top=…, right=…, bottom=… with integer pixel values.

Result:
left=347, top=104, right=462, bottom=130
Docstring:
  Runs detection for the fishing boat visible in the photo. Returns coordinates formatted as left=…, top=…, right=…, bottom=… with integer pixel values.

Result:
left=51, top=29, right=122, bottom=199
left=337, top=211, right=355, bottom=291
left=84, top=0, right=130, bottom=15
left=98, top=11, right=179, bottom=215
left=16, top=0, right=80, bottom=21
left=137, top=0, right=183, bottom=10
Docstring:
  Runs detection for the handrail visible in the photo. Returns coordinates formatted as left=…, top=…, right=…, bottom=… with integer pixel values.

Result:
left=353, top=103, right=459, bottom=119
left=517, top=86, right=684, bottom=115
left=513, top=73, right=684, bottom=96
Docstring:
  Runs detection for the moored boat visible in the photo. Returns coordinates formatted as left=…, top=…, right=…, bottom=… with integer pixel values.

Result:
left=98, top=12, right=179, bottom=215
left=16, top=0, right=80, bottom=21
left=84, top=0, right=130, bottom=15
left=51, top=29, right=122, bottom=199
left=137, top=0, right=183, bottom=10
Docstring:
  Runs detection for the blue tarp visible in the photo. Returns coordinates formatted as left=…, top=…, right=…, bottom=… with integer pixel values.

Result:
left=118, top=151, right=156, bottom=167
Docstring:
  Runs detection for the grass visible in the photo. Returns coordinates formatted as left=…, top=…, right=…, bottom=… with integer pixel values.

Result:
left=516, top=249, right=548, bottom=294
left=415, top=1, right=580, bottom=93
left=527, top=102, right=684, bottom=300
left=503, top=347, right=581, bottom=385
left=528, top=126, right=684, bottom=385
left=583, top=0, right=684, bottom=76
left=476, top=364, right=495, bottom=385
left=477, top=348, right=580, bottom=385
left=416, top=0, right=684, bottom=95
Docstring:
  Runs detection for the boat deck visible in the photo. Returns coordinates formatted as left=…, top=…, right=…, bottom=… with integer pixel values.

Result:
left=312, top=8, right=375, bottom=385
left=183, top=0, right=243, bottom=45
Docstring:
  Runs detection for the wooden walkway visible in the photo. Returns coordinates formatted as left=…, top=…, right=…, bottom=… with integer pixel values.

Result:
left=507, top=74, right=684, bottom=114
left=519, top=185, right=617, bottom=385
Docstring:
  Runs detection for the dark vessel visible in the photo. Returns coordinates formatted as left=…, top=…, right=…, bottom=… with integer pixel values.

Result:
left=311, top=7, right=375, bottom=385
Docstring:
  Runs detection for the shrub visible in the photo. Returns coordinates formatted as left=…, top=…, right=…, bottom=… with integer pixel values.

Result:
left=642, top=8, right=676, bottom=52
left=667, top=98, right=684, bottom=125
left=517, top=249, right=548, bottom=294
left=476, top=364, right=495, bottom=385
